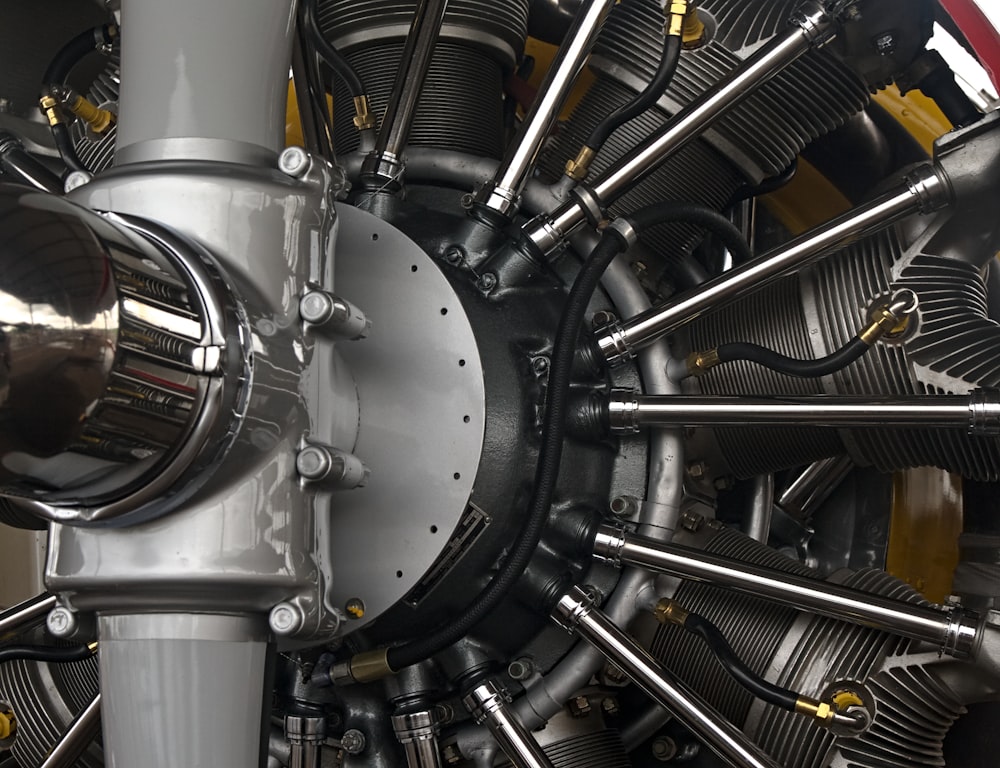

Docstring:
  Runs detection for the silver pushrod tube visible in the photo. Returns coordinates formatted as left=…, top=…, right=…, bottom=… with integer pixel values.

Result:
left=463, top=681, right=555, bottom=768
left=39, top=694, right=102, bottom=768
left=593, top=525, right=981, bottom=657
left=552, top=586, right=782, bottom=768
left=523, top=0, right=837, bottom=254
left=606, top=390, right=1000, bottom=434
left=474, top=0, right=615, bottom=219
left=595, top=165, right=950, bottom=365
left=361, top=0, right=450, bottom=185
left=392, top=710, right=444, bottom=768
left=0, top=592, right=57, bottom=638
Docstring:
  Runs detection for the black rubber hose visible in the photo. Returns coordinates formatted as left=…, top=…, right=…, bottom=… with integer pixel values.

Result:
left=716, top=336, right=869, bottom=378
left=42, top=24, right=116, bottom=86
left=302, top=0, right=365, bottom=98
left=0, top=644, right=94, bottom=665
left=384, top=201, right=743, bottom=672
left=584, top=35, right=683, bottom=153
left=682, top=612, right=799, bottom=711
left=727, top=158, right=798, bottom=206
left=51, top=123, right=88, bottom=176
left=385, top=230, right=631, bottom=672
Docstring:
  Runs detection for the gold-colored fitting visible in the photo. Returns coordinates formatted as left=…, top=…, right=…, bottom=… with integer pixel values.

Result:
left=653, top=598, right=690, bottom=627
left=39, top=95, right=65, bottom=127
left=66, top=93, right=115, bottom=134
left=350, top=648, right=394, bottom=683
left=859, top=304, right=909, bottom=345
left=795, top=697, right=835, bottom=726
left=352, top=95, right=376, bottom=132
left=87, top=641, right=99, bottom=653
left=565, top=146, right=597, bottom=182
left=686, top=348, right=721, bottom=376
left=681, top=2, right=707, bottom=49
left=0, top=708, right=15, bottom=740
left=665, top=0, right=689, bottom=37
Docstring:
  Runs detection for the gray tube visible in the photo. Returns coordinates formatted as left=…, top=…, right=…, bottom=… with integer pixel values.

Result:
left=0, top=592, right=57, bottom=638
left=38, top=694, right=102, bottom=768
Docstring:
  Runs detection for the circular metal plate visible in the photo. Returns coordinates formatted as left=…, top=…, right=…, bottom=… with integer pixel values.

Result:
left=326, top=204, right=486, bottom=628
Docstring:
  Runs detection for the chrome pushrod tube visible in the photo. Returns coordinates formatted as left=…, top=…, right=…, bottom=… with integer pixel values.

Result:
left=552, top=586, right=782, bottom=768
left=463, top=680, right=555, bottom=768
left=595, top=165, right=950, bottom=365
left=39, top=694, right=102, bottom=768
left=473, top=0, right=616, bottom=220
left=606, top=390, right=1000, bottom=434
left=0, top=592, right=58, bottom=638
left=523, top=0, right=838, bottom=255
left=593, top=525, right=981, bottom=658
left=392, top=710, right=444, bottom=768
left=360, top=0, right=450, bottom=186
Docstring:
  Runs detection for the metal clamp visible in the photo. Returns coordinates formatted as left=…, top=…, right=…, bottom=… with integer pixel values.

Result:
left=606, top=390, right=641, bottom=434
left=789, top=0, right=837, bottom=47
left=968, top=389, right=1000, bottom=437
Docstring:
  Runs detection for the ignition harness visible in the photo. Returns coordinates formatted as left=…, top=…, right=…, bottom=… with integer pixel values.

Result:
left=302, top=0, right=376, bottom=133
left=333, top=202, right=751, bottom=683
left=0, top=643, right=96, bottom=665
left=686, top=290, right=917, bottom=378
left=38, top=23, right=118, bottom=178
left=653, top=598, right=866, bottom=732
left=565, top=0, right=704, bottom=182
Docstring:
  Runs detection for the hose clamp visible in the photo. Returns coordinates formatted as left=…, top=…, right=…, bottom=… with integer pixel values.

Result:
left=607, top=389, right=640, bottom=433
left=608, top=217, right=639, bottom=248
left=968, top=389, right=1000, bottom=437
left=571, top=184, right=605, bottom=227
left=592, top=523, right=628, bottom=567
left=790, top=0, right=837, bottom=47
left=551, top=585, right=597, bottom=633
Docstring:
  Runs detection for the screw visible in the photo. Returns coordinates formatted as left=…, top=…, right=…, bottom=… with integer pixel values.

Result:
left=46, top=606, right=78, bottom=638
left=443, top=744, right=463, bottom=764
left=568, top=695, right=591, bottom=717
left=652, top=736, right=677, bottom=762
left=686, top=461, right=706, bottom=479
left=713, top=476, right=733, bottom=491
left=601, top=697, right=620, bottom=716
left=531, top=356, right=549, bottom=375
left=269, top=602, right=304, bottom=636
left=507, top=657, right=536, bottom=681
left=278, top=146, right=310, bottom=177
left=445, top=246, right=464, bottom=264
left=64, top=171, right=92, bottom=193
left=340, top=729, right=365, bottom=755
left=591, top=309, right=615, bottom=328
left=604, top=662, right=627, bottom=683
left=460, top=193, right=475, bottom=210
left=476, top=272, right=497, bottom=293
left=680, top=511, right=704, bottom=532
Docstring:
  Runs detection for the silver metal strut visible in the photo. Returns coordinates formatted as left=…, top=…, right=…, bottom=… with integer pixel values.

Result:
left=360, top=0, right=451, bottom=188
left=0, top=592, right=58, bottom=638
left=473, top=0, right=616, bottom=220
left=39, top=694, right=102, bottom=768
left=463, top=680, right=556, bottom=768
left=594, top=163, right=950, bottom=366
left=605, top=389, right=1000, bottom=435
left=593, top=525, right=981, bottom=658
left=551, top=586, right=782, bottom=768
left=522, top=0, right=839, bottom=255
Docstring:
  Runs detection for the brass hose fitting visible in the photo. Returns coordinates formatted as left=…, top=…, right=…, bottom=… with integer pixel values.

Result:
left=565, top=146, right=597, bottom=182
left=859, top=302, right=910, bottom=345
left=794, top=696, right=836, bottom=726
left=352, top=94, right=376, bottom=132
left=39, top=95, right=65, bottom=127
left=665, top=0, right=690, bottom=38
left=653, top=597, right=690, bottom=626
left=681, top=2, right=707, bottom=49
left=685, top=348, right=721, bottom=376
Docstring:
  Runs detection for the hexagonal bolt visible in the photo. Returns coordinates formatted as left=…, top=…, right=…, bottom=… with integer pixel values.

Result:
left=507, top=657, right=536, bottom=681
left=476, top=272, right=497, bottom=293
left=601, top=697, right=620, bottom=716
left=269, top=602, right=305, bottom=636
left=299, top=290, right=371, bottom=340
left=278, top=146, right=311, bottom=177
left=442, top=744, right=463, bottom=765
left=651, top=736, right=677, bottom=762
left=609, top=495, right=639, bottom=518
left=340, top=729, right=366, bottom=755
left=568, top=695, right=591, bottom=717
left=46, top=606, right=79, bottom=639
left=297, top=444, right=370, bottom=489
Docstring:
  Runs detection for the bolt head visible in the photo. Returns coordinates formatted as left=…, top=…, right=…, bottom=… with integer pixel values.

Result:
left=46, top=606, right=78, bottom=638
left=279, top=146, right=310, bottom=177
left=269, top=602, right=304, bottom=636
left=64, top=171, right=92, bottom=193
left=299, top=291, right=334, bottom=324
left=652, top=737, right=677, bottom=761
left=340, top=729, right=366, bottom=754
left=297, top=445, right=333, bottom=481
left=476, top=272, right=497, bottom=292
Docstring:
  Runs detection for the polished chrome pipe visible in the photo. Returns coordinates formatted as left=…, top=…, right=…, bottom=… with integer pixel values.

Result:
left=593, top=525, right=981, bottom=657
left=360, top=0, right=450, bottom=188
left=522, top=0, right=838, bottom=254
left=552, top=586, right=781, bottom=768
left=286, top=713, right=325, bottom=768
left=473, top=0, right=615, bottom=221
left=39, top=694, right=101, bottom=768
left=392, top=710, right=444, bottom=768
left=0, top=592, right=58, bottom=638
left=463, top=680, right=555, bottom=768
left=595, top=165, right=950, bottom=365
left=745, top=473, right=774, bottom=543
left=605, top=390, right=1000, bottom=434
left=777, top=455, right=853, bottom=521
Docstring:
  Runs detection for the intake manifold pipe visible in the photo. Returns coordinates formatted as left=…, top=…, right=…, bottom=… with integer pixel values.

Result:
left=551, top=586, right=782, bottom=768
left=592, top=524, right=981, bottom=658
left=462, top=680, right=555, bottom=768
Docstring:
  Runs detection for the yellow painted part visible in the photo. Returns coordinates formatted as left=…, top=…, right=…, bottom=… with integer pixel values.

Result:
left=523, top=38, right=596, bottom=119
left=0, top=709, right=14, bottom=740
left=760, top=157, right=852, bottom=235
left=285, top=80, right=334, bottom=149
left=887, top=468, right=962, bottom=602
left=874, top=85, right=952, bottom=157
